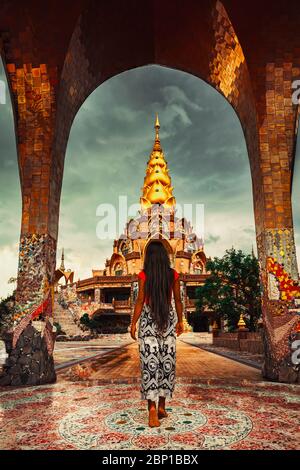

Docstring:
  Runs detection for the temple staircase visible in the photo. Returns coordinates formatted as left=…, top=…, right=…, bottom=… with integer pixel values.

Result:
left=53, top=297, right=88, bottom=338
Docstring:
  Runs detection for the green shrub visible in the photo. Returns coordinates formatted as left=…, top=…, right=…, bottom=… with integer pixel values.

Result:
left=53, top=322, right=62, bottom=334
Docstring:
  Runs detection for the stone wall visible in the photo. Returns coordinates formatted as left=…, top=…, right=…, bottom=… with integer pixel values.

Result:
left=213, top=332, right=264, bottom=355
left=0, top=324, right=56, bottom=386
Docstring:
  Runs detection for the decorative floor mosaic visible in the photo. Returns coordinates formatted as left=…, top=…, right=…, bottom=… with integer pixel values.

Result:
left=0, top=379, right=299, bottom=450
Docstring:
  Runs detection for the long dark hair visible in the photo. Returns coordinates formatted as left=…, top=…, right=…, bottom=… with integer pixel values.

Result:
left=143, top=241, right=173, bottom=332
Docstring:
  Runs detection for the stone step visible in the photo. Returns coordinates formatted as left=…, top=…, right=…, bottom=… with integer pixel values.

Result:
left=53, top=297, right=86, bottom=337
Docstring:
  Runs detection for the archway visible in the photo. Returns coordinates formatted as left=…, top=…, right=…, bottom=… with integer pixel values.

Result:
left=1, top=0, right=299, bottom=385
left=55, top=63, right=255, bottom=347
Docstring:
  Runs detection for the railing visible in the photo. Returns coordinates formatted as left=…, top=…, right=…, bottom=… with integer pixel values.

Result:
left=180, top=274, right=208, bottom=282
left=98, top=302, right=114, bottom=309
left=77, top=275, right=137, bottom=288
left=81, top=300, right=131, bottom=312
left=113, top=299, right=131, bottom=308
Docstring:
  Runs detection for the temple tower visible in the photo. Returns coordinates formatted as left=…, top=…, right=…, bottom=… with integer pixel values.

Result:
left=140, top=115, right=176, bottom=210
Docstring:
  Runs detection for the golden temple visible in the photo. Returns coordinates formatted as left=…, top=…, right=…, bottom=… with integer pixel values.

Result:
left=61, top=117, right=213, bottom=332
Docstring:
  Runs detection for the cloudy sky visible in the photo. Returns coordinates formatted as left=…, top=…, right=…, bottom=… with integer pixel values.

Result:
left=0, top=63, right=299, bottom=298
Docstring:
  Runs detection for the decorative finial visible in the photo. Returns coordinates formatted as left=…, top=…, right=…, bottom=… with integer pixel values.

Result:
left=60, top=248, right=65, bottom=271
left=155, top=113, right=160, bottom=129
left=237, top=313, right=246, bottom=329
left=154, top=114, right=160, bottom=141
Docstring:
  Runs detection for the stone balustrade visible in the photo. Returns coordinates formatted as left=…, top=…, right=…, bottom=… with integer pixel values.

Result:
left=213, top=331, right=264, bottom=355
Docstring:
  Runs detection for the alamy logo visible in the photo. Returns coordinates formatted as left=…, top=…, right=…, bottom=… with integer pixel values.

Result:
left=291, top=339, right=300, bottom=365
left=292, top=80, right=300, bottom=105
left=95, top=196, right=205, bottom=241
left=0, top=80, right=5, bottom=104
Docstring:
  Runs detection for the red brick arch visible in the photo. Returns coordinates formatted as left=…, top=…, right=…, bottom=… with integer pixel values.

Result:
left=0, top=0, right=299, bottom=385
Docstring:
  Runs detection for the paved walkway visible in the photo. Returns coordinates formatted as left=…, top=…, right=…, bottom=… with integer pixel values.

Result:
left=0, top=339, right=299, bottom=450
left=53, top=336, right=133, bottom=370
left=58, top=340, right=262, bottom=382
left=181, top=335, right=263, bottom=369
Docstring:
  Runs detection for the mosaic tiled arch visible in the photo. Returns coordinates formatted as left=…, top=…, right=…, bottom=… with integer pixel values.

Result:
left=0, top=0, right=300, bottom=385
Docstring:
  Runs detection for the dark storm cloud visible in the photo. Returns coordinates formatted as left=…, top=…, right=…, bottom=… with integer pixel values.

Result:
left=0, top=66, right=21, bottom=243
left=58, top=65, right=256, bottom=275
left=0, top=60, right=22, bottom=296
left=0, top=63, right=299, bottom=295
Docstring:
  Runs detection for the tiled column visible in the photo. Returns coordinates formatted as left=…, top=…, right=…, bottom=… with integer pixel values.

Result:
left=208, top=1, right=300, bottom=382
left=0, top=63, right=59, bottom=386
left=253, top=62, right=300, bottom=383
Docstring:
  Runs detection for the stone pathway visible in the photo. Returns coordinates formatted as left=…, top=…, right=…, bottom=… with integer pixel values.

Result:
left=0, top=339, right=299, bottom=450
left=54, top=335, right=134, bottom=369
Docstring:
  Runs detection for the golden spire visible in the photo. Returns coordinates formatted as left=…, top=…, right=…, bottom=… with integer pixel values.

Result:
left=238, top=313, right=246, bottom=329
left=153, top=113, right=162, bottom=151
left=155, top=113, right=160, bottom=128
left=140, top=115, right=176, bottom=210
left=60, top=248, right=65, bottom=271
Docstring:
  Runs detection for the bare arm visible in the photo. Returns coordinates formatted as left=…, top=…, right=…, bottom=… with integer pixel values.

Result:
left=173, top=278, right=184, bottom=329
left=130, top=278, right=145, bottom=339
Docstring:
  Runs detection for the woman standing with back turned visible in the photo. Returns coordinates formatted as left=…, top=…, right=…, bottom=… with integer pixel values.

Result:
left=130, top=241, right=184, bottom=427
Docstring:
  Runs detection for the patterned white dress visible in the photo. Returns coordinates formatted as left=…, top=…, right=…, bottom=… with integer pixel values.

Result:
left=137, top=272, right=178, bottom=401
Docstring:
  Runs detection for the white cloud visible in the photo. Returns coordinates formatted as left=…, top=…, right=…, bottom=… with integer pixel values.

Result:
left=162, top=85, right=203, bottom=112
left=204, top=211, right=256, bottom=259
left=0, top=244, right=18, bottom=298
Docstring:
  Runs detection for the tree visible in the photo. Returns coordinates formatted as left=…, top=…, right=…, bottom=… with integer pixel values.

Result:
left=0, top=279, right=17, bottom=334
left=195, top=248, right=262, bottom=331
left=0, top=293, right=15, bottom=334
